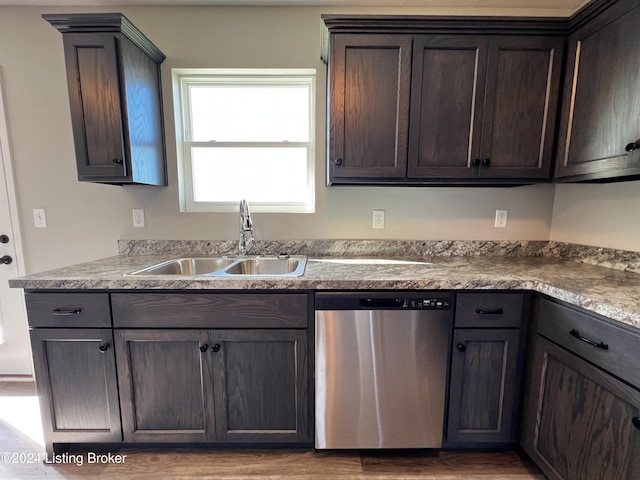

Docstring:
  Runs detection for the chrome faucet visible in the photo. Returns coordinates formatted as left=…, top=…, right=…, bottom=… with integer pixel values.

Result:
left=239, top=199, right=255, bottom=255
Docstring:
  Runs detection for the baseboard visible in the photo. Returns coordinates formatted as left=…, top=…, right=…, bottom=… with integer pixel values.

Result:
left=0, top=374, right=34, bottom=382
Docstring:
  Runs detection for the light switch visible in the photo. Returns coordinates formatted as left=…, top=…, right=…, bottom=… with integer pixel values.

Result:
left=33, top=208, right=47, bottom=228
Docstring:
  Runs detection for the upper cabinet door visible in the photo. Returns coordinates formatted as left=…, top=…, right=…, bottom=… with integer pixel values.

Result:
left=555, top=1, right=640, bottom=180
left=478, top=36, right=563, bottom=180
left=45, top=13, right=167, bottom=186
left=407, top=36, right=488, bottom=179
left=328, top=34, right=412, bottom=183
left=63, top=33, right=127, bottom=179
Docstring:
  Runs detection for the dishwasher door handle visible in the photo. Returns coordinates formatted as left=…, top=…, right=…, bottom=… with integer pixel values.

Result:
left=360, top=298, right=405, bottom=309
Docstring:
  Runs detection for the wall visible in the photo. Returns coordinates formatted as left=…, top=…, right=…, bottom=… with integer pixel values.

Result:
left=550, top=182, right=640, bottom=252
left=0, top=5, right=578, bottom=273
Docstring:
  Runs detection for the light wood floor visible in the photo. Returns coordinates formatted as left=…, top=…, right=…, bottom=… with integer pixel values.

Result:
left=0, top=382, right=544, bottom=479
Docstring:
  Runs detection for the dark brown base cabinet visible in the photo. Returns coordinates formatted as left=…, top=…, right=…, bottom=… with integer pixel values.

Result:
left=26, top=287, right=640, bottom=478
left=115, top=329, right=310, bottom=444
left=110, top=292, right=313, bottom=445
left=446, top=293, right=528, bottom=445
left=447, top=329, right=521, bottom=444
left=115, top=329, right=214, bottom=443
left=26, top=291, right=312, bottom=454
left=29, top=328, right=122, bottom=455
left=521, top=297, right=640, bottom=480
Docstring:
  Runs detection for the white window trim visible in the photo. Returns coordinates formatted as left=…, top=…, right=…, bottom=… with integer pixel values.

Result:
left=172, top=68, right=316, bottom=213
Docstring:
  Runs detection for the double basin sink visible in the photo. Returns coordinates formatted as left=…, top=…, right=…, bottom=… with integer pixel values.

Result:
left=128, top=255, right=307, bottom=277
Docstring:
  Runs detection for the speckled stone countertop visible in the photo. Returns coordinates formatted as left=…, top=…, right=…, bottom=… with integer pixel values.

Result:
left=9, top=240, right=640, bottom=332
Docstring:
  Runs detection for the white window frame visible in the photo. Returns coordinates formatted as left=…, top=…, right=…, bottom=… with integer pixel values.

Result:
left=172, top=68, right=316, bottom=213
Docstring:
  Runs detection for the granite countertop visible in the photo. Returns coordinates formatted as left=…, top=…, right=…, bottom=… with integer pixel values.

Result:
left=9, top=244, right=640, bottom=331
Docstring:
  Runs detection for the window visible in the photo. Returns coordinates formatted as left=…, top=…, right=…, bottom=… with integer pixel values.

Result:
left=173, top=69, right=316, bottom=213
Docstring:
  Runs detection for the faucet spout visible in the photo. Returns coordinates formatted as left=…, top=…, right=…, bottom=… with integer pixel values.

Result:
left=239, top=199, right=255, bottom=255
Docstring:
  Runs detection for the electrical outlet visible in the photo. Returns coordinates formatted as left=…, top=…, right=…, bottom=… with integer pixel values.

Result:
left=33, top=208, right=47, bottom=228
left=373, top=209, right=385, bottom=229
left=495, top=209, right=508, bottom=228
left=132, top=209, right=145, bottom=228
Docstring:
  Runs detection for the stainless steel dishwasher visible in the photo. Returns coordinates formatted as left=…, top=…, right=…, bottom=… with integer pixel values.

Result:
left=315, top=292, right=452, bottom=449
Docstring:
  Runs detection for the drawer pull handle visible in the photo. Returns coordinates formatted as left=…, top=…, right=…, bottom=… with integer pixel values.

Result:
left=633, top=417, right=640, bottom=430
left=98, top=344, right=110, bottom=353
left=569, top=329, right=609, bottom=350
left=456, top=343, right=466, bottom=353
left=51, top=308, right=82, bottom=316
left=476, top=307, right=504, bottom=315
left=212, top=344, right=221, bottom=353
left=199, top=344, right=209, bottom=353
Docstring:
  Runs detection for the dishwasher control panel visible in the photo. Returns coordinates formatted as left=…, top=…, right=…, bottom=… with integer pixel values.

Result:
left=315, top=292, right=452, bottom=310
left=411, top=298, right=451, bottom=309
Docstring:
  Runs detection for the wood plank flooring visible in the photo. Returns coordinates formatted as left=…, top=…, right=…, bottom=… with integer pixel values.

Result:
left=0, top=382, right=544, bottom=479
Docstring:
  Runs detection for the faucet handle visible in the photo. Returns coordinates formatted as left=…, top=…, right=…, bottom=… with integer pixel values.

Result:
left=240, top=199, right=253, bottom=230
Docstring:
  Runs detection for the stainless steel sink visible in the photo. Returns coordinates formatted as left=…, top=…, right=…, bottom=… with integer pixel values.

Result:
left=128, top=255, right=307, bottom=277
left=129, top=257, right=237, bottom=276
left=219, top=257, right=304, bottom=276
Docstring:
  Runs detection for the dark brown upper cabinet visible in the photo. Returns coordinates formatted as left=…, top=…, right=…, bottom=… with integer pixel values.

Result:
left=478, top=37, right=563, bottom=180
left=555, top=0, right=640, bottom=182
left=407, top=36, right=488, bottom=180
left=324, top=16, right=566, bottom=185
left=44, top=13, right=167, bottom=186
left=408, top=36, right=562, bottom=181
left=327, top=34, right=412, bottom=182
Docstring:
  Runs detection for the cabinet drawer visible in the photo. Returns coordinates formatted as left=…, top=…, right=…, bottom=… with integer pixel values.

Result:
left=537, top=297, right=640, bottom=388
left=112, top=293, right=309, bottom=328
left=25, top=293, right=111, bottom=328
left=455, top=293, right=524, bottom=328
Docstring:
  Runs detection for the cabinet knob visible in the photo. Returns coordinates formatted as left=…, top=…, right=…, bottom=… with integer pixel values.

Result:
left=334, top=158, right=343, bottom=166
left=98, top=343, right=110, bottom=353
left=199, top=344, right=209, bottom=353
left=472, top=158, right=481, bottom=167
left=633, top=417, right=640, bottom=430
left=625, top=142, right=639, bottom=152
left=212, top=344, right=221, bottom=353
left=482, top=158, right=491, bottom=167
left=0, top=234, right=9, bottom=244
left=112, top=158, right=123, bottom=165
left=0, top=255, right=12, bottom=265
left=456, top=343, right=466, bottom=353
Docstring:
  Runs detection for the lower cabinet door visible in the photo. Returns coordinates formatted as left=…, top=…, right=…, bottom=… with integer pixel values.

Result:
left=115, top=329, right=216, bottom=442
left=522, top=337, right=640, bottom=480
left=211, top=329, right=311, bottom=443
left=30, top=328, right=122, bottom=452
left=447, top=328, right=521, bottom=444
